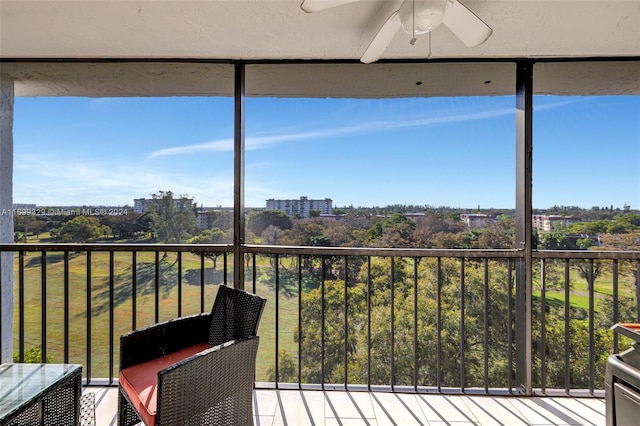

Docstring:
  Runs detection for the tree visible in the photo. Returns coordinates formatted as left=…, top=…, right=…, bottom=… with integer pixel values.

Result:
left=367, top=213, right=415, bottom=247
left=475, top=218, right=515, bottom=249
left=14, top=215, right=49, bottom=238
left=575, top=260, right=605, bottom=287
left=262, top=225, right=282, bottom=245
left=57, top=216, right=110, bottom=242
left=188, top=227, right=227, bottom=270
left=281, top=220, right=326, bottom=246
left=207, top=210, right=234, bottom=233
left=412, top=213, right=465, bottom=248
left=99, top=212, right=150, bottom=239
left=323, top=219, right=367, bottom=247
left=277, top=257, right=515, bottom=389
left=599, top=232, right=640, bottom=251
left=576, top=237, right=596, bottom=250
left=147, top=190, right=197, bottom=244
left=247, top=210, right=292, bottom=237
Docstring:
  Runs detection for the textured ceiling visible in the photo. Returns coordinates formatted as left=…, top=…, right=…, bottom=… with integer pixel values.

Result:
left=0, top=0, right=638, bottom=97
left=1, top=0, right=638, bottom=61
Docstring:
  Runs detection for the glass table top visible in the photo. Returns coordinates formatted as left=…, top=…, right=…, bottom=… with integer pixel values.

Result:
left=0, top=363, right=82, bottom=420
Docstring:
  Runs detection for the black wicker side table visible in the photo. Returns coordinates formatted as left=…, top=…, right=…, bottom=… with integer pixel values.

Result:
left=0, top=363, right=83, bottom=426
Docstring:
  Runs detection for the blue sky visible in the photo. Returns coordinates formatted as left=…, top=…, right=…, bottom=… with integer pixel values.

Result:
left=13, top=94, right=640, bottom=210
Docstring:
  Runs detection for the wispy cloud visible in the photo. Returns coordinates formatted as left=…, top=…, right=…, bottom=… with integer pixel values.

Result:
left=148, top=138, right=234, bottom=158
left=147, top=106, right=517, bottom=159
left=146, top=123, right=375, bottom=159
left=14, top=153, right=234, bottom=206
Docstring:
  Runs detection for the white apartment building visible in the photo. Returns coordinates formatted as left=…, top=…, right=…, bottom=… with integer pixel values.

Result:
left=266, top=196, right=332, bottom=219
left=532, top=215, right=579, bottom=232
left=133, top=198, right=150, bottom=214
left=460, top=213, right=496, bottom=229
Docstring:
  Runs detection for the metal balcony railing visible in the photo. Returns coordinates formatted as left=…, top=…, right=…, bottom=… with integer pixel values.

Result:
left=1, top=243, right=638, bottom=397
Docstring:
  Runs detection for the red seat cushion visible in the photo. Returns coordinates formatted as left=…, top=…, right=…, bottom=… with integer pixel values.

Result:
left=119, top=343, right=210, bottom=426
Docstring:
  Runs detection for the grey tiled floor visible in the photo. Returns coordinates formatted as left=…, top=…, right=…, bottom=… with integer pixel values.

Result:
left=85, top=387, right=606, bottom=425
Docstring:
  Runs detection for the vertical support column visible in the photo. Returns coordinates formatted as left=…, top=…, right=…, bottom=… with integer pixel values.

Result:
left=233, top=63, right=246, bottom=290
left=514, top=61, right=533, bottom=395
left=0, top=75, right=15, bottom=363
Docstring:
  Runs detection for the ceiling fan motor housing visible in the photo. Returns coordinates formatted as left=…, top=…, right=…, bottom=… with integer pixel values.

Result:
left=399, top=0, right=449, bottom=35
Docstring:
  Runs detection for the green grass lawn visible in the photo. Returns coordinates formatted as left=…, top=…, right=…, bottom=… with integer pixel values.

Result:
left=532, top=262, right=637, bottom=314
left=12, top=249, right=301, bottom=382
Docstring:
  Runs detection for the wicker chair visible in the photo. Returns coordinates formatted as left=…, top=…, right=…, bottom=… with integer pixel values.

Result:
left=118, top=285, right=266, bottom=426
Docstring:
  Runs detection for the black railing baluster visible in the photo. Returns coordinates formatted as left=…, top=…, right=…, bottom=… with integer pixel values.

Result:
left=64, top=251, right=69, bottom=363
left=132, top=251, right=137, bottom=331
left=41, top=251, right=47, bottom=363
left=507, top=259, right=513, bottom=394
left=613, top=259, right=619, bottom=354
left=154, top=251, right=160, bottom=323
left=0, top=254, right=2, bottom=362
left=177, top=252, right=182, bottom=317
left=588, top=259, right=595, bottom=395
left=321, top=256, right=326, bottom=389
left=343, top=255, right=348, bottom=389
left=298, top=254, right=302, bottom=387
left=200, top=253, right=205, bottom=312
left=390, top=256, right=395, bottom=391
left=484, top=258, right=489, bottom=393
left=564, top=259, right=570, bottom=394
left=460, top=258, right=465, bottom=392
left=109, top=251, right=114, bottom=384
left=86, top=251, right=92, bottom=384
left=223, top=252, right=228, bottom=286
left=436, top=257, right=442, bottom=392
left=413, top=257, right=418, bottom=392
left=367, top=256, right=372, bottom=390
left=275, top=253, right=280, bottom=388
left=636, top=260, right=640, bottom=322
left=540, top=259, right=547, bottom=394
left=252, top=253, right=257, bottom=293
left=437, top=257, right=442, bottom=392
left=19, top=250, right=24, bottom=362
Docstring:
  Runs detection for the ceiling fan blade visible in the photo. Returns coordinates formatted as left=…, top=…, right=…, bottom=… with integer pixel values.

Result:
left=442, top=0, right=492, bottom=47
left=360, top=11, right=401, bottom=64
left=300, top=0, right=362, bottom=13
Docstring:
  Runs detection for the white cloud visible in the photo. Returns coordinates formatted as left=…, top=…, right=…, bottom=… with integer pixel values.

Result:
left=146, top=106, right=518, bottom=159
left=14, top=152, right=226, bottom=206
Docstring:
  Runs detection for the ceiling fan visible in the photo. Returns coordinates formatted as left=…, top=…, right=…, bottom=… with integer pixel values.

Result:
left=300, top=0, right=493, bottom=63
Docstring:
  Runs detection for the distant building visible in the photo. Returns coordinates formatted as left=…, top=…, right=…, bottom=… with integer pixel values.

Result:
left=403, top=213, right=425, bottom=222
left=133, top=198, right=150, bottom=214
left=266, top=196, right=332, bottom=219
left=532, top=215, right=579, bottom=232
left=196, top=210, right=210, bottom=231
left=460, top=213, right=496, bottom=228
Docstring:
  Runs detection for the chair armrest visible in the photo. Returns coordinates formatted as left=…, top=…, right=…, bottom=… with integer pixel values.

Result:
left=156, top=336, right=259, bottom=425
left=120, top=313, right=212, bottom=369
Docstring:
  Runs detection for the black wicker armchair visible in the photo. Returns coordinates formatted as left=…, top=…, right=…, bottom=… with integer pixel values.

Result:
left=118, top=285, right=266, bottom=426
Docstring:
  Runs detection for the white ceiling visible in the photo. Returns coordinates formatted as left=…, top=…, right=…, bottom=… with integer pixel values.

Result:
left=0, top=0, right=638, bottom=98
left=1, top=0, right=639, bottom=61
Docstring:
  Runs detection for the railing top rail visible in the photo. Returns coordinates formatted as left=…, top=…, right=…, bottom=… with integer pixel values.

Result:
left=0, top=243, right=233, bottom=253
left=243, top=244, right=525, bottom=258
left=1, top=243, right=637, bottom=260
left=534, top=249, right=640, bottom=260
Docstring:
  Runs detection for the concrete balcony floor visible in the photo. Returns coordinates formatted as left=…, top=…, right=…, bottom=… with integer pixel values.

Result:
left=85, top=386, right=606, bottom=425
